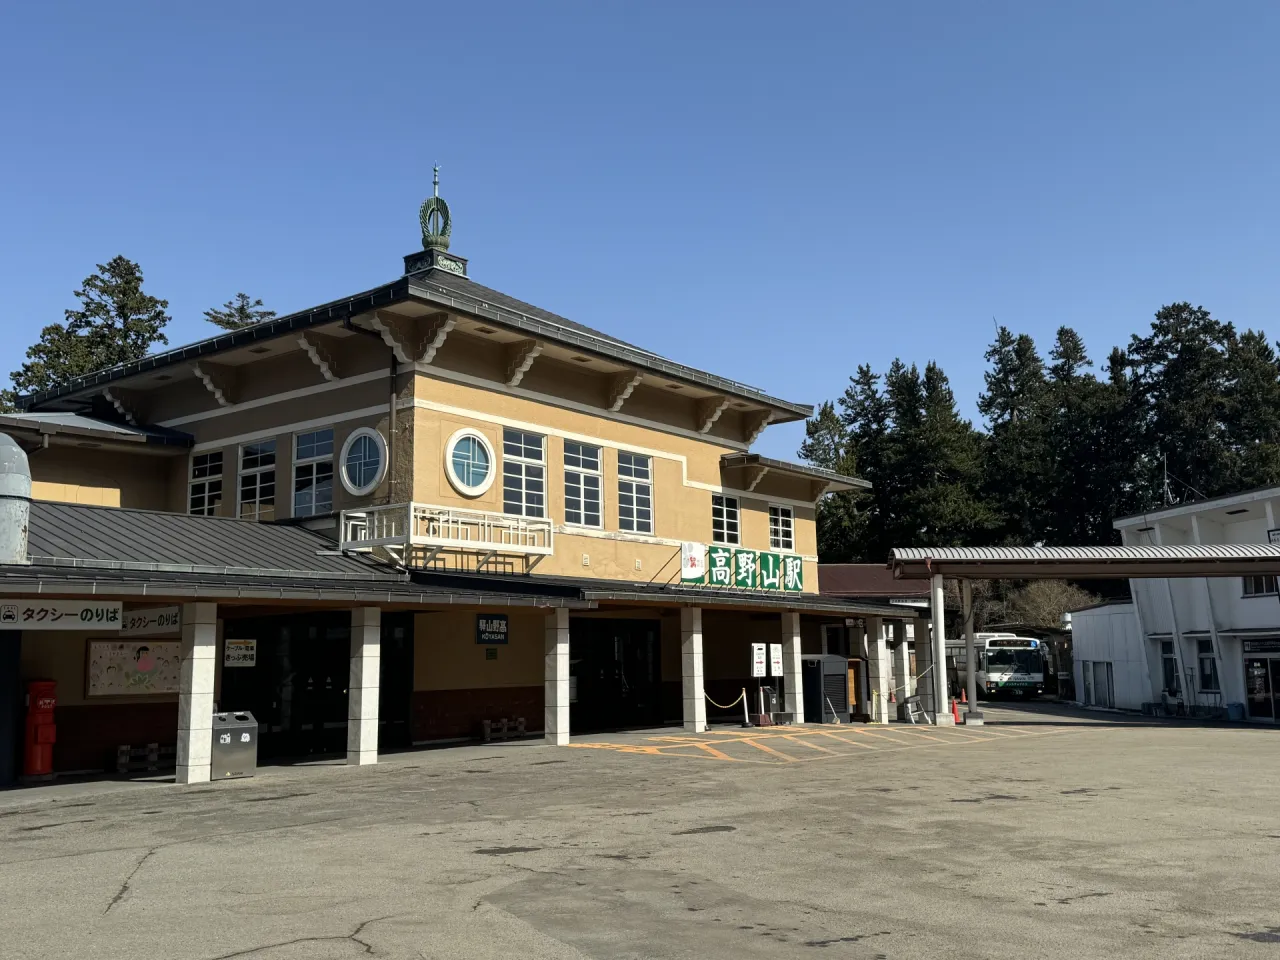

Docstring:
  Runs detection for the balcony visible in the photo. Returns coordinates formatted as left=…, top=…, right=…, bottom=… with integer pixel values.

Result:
left=340, top=502, right=554, bottom=573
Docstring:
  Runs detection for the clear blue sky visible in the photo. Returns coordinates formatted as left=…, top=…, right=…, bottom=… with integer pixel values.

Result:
left=3, top=3, right=1278, bottom=461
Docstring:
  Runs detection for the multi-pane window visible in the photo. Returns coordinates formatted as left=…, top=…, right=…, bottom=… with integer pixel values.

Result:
left=239, top=440, right=277, bottom=521
left=502, top=429, right=545, bottom=517
left=563, top=441, right=602, bottom=527
left=712, top=495, right=739, bottom=544
left=769, top=505, right=794, bottom=550
left=189, top=452, right=223, bottom=517
left=618, top=452, right=652, bottom=534
left=1197, top=638, right=1220, bottom=692
left=1243, top=575, right=1278, bottom=597
left=293, top=429, right=333, bottom=518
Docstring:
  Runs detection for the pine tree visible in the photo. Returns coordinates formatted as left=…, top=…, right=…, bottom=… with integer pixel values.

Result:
left=978, top=327, right=1049, bottom=544
left=1223, top=329, right=1280, bottom=490
left=7, top=256, right=170, bottom=402
left=798, top=402, right=866, bottom=562
left=204, top=293, right=276, bottom=331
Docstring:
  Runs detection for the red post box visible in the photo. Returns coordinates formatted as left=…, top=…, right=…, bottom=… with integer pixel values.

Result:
left=23, top=680, right=56, bottom=778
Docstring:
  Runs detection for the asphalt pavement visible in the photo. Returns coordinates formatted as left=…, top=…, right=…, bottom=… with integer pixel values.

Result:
left=1, top=702, right=1277, bottom=959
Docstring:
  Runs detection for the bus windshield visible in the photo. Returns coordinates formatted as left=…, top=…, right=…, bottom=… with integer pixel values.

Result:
left=985, top=648, right=1040, bottom=673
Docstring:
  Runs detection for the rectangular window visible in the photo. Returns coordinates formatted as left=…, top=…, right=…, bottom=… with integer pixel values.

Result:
left=563, top=441, right=602, bottom=527
left=239, top=440, right=277, bottom=521
left=293, top=429, right=334, bottom=518
left=1243, top=575, right=1278, bottom=597
left=617, top=451, right=652, bottom=534
left=712, top=495, right=739, bottom=544
left=1197, top=638, right=1220, bottom=692
left=188, top=452, right=223, bottom=517
left=502, top=429, right=545, bottom=518
left=769, top=505, right=794, bottom=551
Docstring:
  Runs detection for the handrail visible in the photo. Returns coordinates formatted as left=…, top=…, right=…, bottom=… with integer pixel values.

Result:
left=340, top=502, right=554, bottom=557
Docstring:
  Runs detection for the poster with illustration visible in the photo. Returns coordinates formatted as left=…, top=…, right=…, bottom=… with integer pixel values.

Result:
left=87, top=640, right=181, bottom=697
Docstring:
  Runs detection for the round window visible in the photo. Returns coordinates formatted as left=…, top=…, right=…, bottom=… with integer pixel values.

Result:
left=340, top=428, right=388, bottom=497
left=444, top=429, right=496, bottom=497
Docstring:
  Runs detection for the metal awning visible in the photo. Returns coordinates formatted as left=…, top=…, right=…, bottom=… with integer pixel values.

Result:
left=890, top=544, right=1280, bottom=580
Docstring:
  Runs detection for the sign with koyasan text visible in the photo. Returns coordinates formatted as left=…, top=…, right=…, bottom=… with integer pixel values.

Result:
left=0, top=600, right=122, bottom=630
left=769, top=643, right=784, bottom=677
left=751, top=642, right=768, bottom=678
left=121, top=606, right=181, bottom=636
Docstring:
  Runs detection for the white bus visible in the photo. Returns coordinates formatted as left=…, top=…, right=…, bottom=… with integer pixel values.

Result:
left=946, top=633, right=1045, bottom=699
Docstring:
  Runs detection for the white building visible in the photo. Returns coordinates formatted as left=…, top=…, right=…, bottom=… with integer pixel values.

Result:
left=1071, top=486, right=1280, bottom=721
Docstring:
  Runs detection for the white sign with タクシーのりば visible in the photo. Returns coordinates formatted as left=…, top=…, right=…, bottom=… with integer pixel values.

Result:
left=751, top=642, right=767, bottom=678
left=769, top=643, right=784, bottom=677
left=0, top=600, right=122, bottom=630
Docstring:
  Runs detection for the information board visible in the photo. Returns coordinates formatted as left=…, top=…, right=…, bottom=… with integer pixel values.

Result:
left=769, top=643, right=784, bottom=677
left=751, top=642, right=767, bottom=678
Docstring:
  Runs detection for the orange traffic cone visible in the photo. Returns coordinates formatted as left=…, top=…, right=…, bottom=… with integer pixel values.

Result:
left=889, top=689, right=896, bottom=704
left=951, top=697, right=960, bottom=724
left=961, top=688, right=968, bottom=705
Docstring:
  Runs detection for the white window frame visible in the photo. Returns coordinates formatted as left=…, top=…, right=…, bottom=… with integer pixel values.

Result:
left=769, top=504, right=794, bottom=551
left=617, top=451, right=653, bottom=534
left=188, top=451, right=223, bottom=517
left=502, top=428, right=545, bottom=518
left=444, top=428, right=497, bottom=497
left=292, top=428, right=334, bottom=518
left=339, top=427, right=388, bottom=497
left=712, top=494, right=739, bottom=545
left=1243, top=574, right=1278, bottom=597
left=563, top=440, right=603, bottom=529
left=238, top=440, right=277, bottom=521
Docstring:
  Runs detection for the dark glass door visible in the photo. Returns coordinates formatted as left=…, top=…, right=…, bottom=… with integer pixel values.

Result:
left=1245, top=658, right=1273, bottom=719
left=569, top=618, right=663, bottom=732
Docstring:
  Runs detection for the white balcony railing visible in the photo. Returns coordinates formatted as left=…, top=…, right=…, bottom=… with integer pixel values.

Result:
left=340, top=502, right=554, bottom=569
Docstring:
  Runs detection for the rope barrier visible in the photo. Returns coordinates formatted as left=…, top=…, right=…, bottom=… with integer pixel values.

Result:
left=889, top=663, right=933, bottom=695
left=705, top=689, right=746, bottom=710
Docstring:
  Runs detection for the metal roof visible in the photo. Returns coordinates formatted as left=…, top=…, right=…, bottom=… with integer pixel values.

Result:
left=719, top=453, right=869, bottom=492
left=18, top=264, right=814, bottom=420
left=891, top=544, right=1280, bottom=580
left=0, top=412, right=192, bottom=448
left=27, top=501, right=401, bottom=580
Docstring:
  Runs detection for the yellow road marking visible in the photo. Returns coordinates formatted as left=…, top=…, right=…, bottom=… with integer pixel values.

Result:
left=692, top=741, right=740, bottom=761
left=742, top=738, right=799, bottom=762
left=811, top=729, right=876, bottom=749
left=783, top=734, right=841, bottom=754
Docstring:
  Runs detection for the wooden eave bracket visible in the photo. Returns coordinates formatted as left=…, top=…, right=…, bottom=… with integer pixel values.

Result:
left=745, top=410, right=774, bottom=446
left=746, top=464, right=769, bottom=493
left=370, top=310, right=456, bottom=364
left=191, top=362, right=238, bottom=407
left=608, top=370, right=643, bottom=412
left=505, top=339, right=543, bottom=387
left=102, top=387, right=142, bottom=426
left=297, top=331, right=343, bottom=382
left=697, top=396, right=732, bottom=434
left=811, top=479, right=833, bottom=501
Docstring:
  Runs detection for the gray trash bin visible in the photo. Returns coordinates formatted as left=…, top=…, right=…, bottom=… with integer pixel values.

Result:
left=211, top=711, right=257, bottom=779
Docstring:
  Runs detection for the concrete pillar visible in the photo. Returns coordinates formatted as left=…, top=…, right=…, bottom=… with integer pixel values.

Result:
left=177, top=602, right=217, bottom=785
left=781, top=611, right=803, bottom=720
left=914, top=618, right=935, bottom=716
left=866, top=616, right=891, bottom=723
left=891, top=620, right=910, bottom=718
left=544, top=608, right=570, bottom=745
left=930, top=574, right=955, bottom=725
left=962, top=580, right=983, bottom=725
left=348, top=607, right=381, bottom=766
left=680, top=607, right=706, bottom=733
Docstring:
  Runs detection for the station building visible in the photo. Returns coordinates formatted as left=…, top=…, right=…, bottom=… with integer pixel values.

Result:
left=0, top=184, right=923, bottom=785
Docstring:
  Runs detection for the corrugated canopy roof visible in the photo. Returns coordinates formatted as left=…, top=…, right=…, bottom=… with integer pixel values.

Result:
left=891, top=544, right=1280, bottom=580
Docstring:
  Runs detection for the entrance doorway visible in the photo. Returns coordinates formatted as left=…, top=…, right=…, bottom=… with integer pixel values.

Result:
left=1244, top=657, right=1280, bottom=721
left=569, top=618, right=664, bottom=732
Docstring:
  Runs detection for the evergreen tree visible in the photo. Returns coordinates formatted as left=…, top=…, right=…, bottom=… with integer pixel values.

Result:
left=7, top=256, right=170, bottom=402
left=1126, top=303, right=1234, bottom=501
left=204, top=293, right=276, bottom=331
left=978, top=327, right=1049, bottom=544
left=798, top=402, right=866, bottom=562
left=1223, top=329, right=1280, bottom=490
